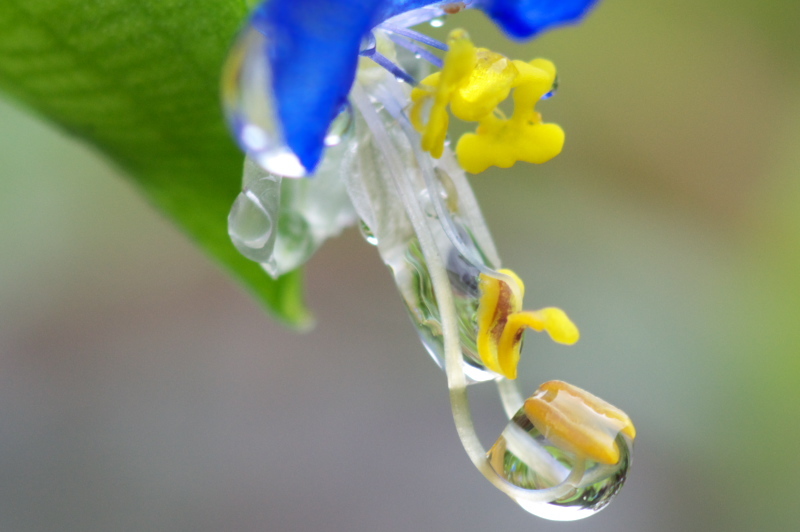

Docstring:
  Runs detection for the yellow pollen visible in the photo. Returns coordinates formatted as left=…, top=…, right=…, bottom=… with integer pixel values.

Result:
left=476, top=268, right=579, bottom=380
left=410, top=29, right=564, bottom=173
left=523, top=380, right=636, bottom=465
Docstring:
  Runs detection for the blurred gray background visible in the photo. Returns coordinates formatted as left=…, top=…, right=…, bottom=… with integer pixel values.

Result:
left=2, top=1, right=799, bottom=530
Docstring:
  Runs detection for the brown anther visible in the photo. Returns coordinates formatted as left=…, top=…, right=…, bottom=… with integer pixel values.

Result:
left=443, top=2, right=466, bottom=15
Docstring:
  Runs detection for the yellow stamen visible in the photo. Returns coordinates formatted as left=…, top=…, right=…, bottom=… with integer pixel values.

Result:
left=523, top=380, right=636, bottom=465
left=410, top=30, right=564, bottom=173
left=476, top=269, right=578, bottom=380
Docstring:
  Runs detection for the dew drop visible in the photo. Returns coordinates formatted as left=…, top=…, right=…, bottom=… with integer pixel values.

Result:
left=541, top=76, right=559, bottom=100
left=359, top=32, right=377, bottom=56
left=263, top=211, right=315, bottom=278
left=325, top=103, right=354, bottom=147
left=487, top=385, right=633, bottom=521
left=228, top=189, right=276, bottom=263
left=434, top=167, right=459, bottom=213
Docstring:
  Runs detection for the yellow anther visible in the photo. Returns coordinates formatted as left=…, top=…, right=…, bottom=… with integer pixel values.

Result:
left=449, top=49, right=518, bottom=122
left=476, top=268, right=578, bottom=380
left=410, top=30, right=564, bottom=173
left=412, top=29, right=477, bottom=158
left=524, top=380, right=636, bottom=465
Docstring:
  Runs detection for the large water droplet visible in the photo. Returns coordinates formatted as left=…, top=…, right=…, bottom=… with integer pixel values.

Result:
left=228, top=168, right=282, bottom=263
left=400, top=238, right=497, bottom=383
left=487, top=385, right=633, bottom=521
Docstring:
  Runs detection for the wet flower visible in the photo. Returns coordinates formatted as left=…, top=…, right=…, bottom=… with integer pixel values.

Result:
left=221, top=0, right=634, bottom=521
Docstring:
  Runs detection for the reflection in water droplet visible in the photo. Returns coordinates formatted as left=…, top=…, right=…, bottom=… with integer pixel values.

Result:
left=397, top=237, right=497, bottom=383
left=487, top=396, right=633, bottom=521
left=359, top=221, right=378, bottom=245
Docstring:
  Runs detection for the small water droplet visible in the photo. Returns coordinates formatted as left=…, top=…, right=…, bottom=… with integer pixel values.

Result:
left=359, top=221, right=378, bottom=245
left=487, top=386, right=633, bottom=521
left=541, top=76, right=559, bottom=100
left=418, top=189, right=438, bottom=219
left=429, top=17, right=445, bottom=28
left=359, top=32, right=377, bottom=56
left=324, top=103, right=354, bottom=147
left=434, top=167, right=459, bottom=213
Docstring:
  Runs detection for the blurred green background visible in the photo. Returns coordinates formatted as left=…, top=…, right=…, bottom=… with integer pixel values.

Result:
left=1, top=0, right=798, bottom=530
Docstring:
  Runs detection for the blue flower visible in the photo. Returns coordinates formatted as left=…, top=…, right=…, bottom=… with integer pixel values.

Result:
left=222, top=1, right=636, bottom=521
left=232, top=0, right=598, bottom=175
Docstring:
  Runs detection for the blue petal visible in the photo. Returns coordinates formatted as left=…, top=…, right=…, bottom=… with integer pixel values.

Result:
left=252, top=1, right=372, bottom=173
left=476, top=0, right=600, bottom=39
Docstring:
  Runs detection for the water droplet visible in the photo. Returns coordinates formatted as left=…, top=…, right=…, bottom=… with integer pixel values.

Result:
left=429, top=17, right=445, bottom=28
left=434, top=167, right=459, bottom=213
left=541, top=76, right=559, bottom=100
left=487, top=385, right=633, bottom=521
left=401, top=238, right=497, bottom=383
left=359, top=32, right=377, bottom=56
left=418, top=189, right=438, bottom=218
left=263, top=211, right=315, bottom=277
left=228, top=188, right=276, bottom=263
left=359, top=221, right=378, bottom=245
left=222, top=23, right=308, bottom=177
left=324, top=103, right=354, bottom=147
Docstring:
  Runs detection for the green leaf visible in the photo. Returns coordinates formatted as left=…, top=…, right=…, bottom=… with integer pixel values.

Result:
left=0, top=0, right=312, bottom=327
